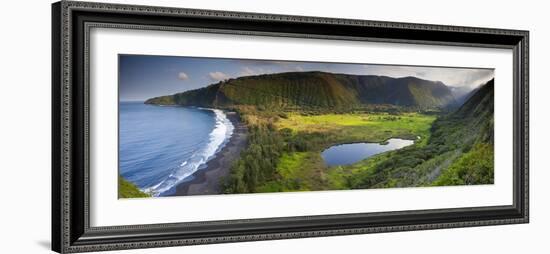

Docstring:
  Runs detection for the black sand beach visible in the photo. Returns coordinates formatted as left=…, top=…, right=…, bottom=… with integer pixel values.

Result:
left=172, top=112, right=248, bottom=196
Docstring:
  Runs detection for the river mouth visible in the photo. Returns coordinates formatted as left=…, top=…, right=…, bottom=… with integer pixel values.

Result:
left=321, top=138, right=414, bottom=167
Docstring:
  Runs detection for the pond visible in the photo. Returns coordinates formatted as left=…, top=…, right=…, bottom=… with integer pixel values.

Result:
left=321, top=138, right=415, bottom=167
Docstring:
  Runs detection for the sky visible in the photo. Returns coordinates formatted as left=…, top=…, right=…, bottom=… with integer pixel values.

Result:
left=119, top=54, right=494, bottom=101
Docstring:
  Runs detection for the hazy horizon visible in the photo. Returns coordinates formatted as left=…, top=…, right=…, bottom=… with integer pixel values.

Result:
left=119, top=55, right=494, bottom=101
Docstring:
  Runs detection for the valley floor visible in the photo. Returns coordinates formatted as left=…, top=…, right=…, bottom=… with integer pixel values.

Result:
left=222, top=105, right=494, bottom=194
left=260, top=112, right=436, bottom=192
left=221, top=109, right=480, bottom=194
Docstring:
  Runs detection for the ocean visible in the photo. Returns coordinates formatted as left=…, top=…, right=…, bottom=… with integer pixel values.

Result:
left=119, top=102, right=234, bottom=197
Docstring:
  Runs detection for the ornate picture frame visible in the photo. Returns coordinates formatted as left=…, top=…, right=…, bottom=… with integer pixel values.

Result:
left=52, top=1, right=529, bottom=253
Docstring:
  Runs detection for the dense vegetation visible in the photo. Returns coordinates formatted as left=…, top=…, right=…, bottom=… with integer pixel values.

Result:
left=328, top=79, right=494, bottom=189
left=222, top=79, right=494, bottom=192
left=118, top=175, right=150, bottom=198
left=221, top=106, right=437, bottom=193
left=145, top=72, right=456, bottom=110
left=145, top=73, right=494, bottom=194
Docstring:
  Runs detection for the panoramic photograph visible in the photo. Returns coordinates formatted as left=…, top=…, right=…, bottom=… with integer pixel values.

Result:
left=118, top=55, right=495, bottom=198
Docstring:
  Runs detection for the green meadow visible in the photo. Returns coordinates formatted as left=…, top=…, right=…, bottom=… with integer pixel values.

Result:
left=223, top=110, right=438, bottom=193
left=276, top=112, right=435, bottom=146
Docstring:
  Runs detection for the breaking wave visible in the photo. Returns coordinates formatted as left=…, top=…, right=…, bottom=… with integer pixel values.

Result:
left=143, top=108, right=234, bottom=196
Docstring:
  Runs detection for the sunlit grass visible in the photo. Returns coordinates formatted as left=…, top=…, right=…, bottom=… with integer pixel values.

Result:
left=118, top=175, right=150, bottom=198
left=256, top=112, right=437, bottom=191
left=276, top=112, right=436, bottom=146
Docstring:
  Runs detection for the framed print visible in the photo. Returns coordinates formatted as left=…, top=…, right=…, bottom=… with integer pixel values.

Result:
left=51, top=1, right=529, bottom=253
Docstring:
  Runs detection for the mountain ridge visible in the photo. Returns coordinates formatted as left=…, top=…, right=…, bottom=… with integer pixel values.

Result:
left=145, top=71, right=458, bottom=109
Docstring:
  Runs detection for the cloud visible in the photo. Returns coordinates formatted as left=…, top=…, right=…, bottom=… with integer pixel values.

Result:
left=363, top=65, right=494, bottom=88
left=238, top=66, right=281, bottom=77
left=415, top=71, right=428, bottom=77
left=209, top=71, right=231, bottom=81
left=240, top=67, right=256, bottom=76
left=177, top=72, right=189, bottom=80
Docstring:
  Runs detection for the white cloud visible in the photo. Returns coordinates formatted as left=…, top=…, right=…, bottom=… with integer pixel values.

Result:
left=238, top=66, right=282, bottom=77
left=178, top=72, right=189, bottom=80
left=363, top=65, right=494, bottom=88
left=240, top=67, right=256, bottom=76
left=209, top=71, right=231, bottom=81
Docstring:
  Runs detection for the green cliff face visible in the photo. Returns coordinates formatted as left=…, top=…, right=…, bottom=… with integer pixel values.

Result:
left=145, top=72, right=456, bottom=109
left=341, top=79, right=495, bottom=188
left=118, top=175, right=150, bottom=198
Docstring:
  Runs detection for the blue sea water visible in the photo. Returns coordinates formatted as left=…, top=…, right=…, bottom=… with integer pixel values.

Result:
left=321, top=138, right=414, bottom=167
left=119, top=102, right=234, bottom=197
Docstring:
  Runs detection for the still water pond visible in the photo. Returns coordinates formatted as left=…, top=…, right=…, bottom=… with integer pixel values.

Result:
left=321, top=138, right=414, bottom=167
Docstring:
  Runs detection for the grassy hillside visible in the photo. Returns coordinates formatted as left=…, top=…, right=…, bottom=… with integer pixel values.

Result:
left=145, top=72, right=456, bottom=110
left=328, top=79, right=494, bottom=189
left=118, top=175, right=150, bottom=198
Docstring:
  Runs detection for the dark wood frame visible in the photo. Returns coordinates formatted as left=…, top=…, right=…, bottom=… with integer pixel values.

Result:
left=52, top=1, right=529, bottom=253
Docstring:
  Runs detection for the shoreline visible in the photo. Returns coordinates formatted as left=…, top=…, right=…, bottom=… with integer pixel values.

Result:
left=171, top=111, right=248, bottom=196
